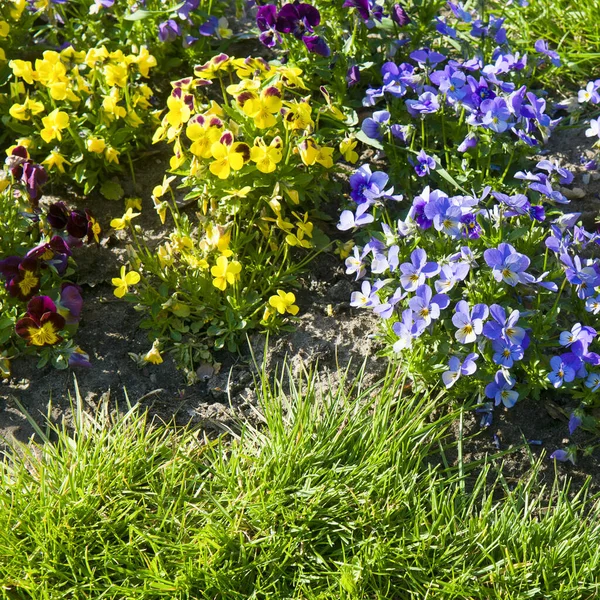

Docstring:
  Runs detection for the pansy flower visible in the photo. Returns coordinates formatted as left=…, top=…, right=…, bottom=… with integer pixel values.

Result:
left=209, top=132, right=250, bottom=179
left=547, top=356, right=576, bottom=388
left=0, top=257, right=40, bottom=301
left=256, top=5, right=281, bottom=47
left=442, top=353, right=478, bottom=388
left=485, top=370, right=518, bottom=408
left=408, top=284, right=449, bottom=325
left=242, top=86, right=282, bottom=129
left=399, top=248, right=439, bottom=292
left=452, top=300, right=488, bottom=344
left=392, top=309, right=426, bottom=352
left=15, top=296, right=66, bottom=347
left=350, top=280, right=382, bottom=309
left=484, top=243, right=533, bottom=286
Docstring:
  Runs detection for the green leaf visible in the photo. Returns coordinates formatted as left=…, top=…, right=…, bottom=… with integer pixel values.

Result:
left=435, top=165, right=467, bottom=193
left=355, top=129, right=384, bottom=150
left=100, top=180, right=125, bottom=201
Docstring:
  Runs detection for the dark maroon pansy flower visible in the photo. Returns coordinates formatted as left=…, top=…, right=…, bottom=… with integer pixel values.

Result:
left=66, top=210, right=89, bottom=239
left=0, top=256, right=22, bottom=282
left=15, top=295, right=65, bottom=347
left=47, top=202, right=70, bottom=230
left=7, top=257, right=40, bottom=301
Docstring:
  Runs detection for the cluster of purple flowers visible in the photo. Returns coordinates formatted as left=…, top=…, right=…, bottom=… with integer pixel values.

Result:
left=357, top=3, right=563, bottom=161
left=339, top=145, right=600, bottom=449
left=256, top=2, right=329, bottom=56
left=0, top=148, right=95, bottom=367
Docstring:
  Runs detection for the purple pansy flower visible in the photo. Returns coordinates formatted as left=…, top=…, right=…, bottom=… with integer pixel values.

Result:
left=484, top=243, right=533, bottom=286
left=276, top=2, right=320, bottom=38
left=586, top=372, right=600, bottom=392
left=408, top=284, right=449, bottom=325
left=485, top=370, right=518, bottom=408
left=158, top=19, right=181, bottom=42
left=492, top=338, right=524, bottom=368
left=256, top=5, right=280, bottom=47
left=350, top=280, right=382, bottom=308
left=337, top=205, right=374, bottom=231
left=534, top=39, right=561, bottom=67
left=483, top=304, right=528, bottom=347
left=412, top=150, right=436, bottom=177
left=410, top=48, right=447, bottom=68
left=550, top=448, right=575, bottom=464
left=346, top=65, right=360, bottom=87
left=399, top=248, right=440, bottom=292
left=452, top=300, right=488, bottom=344
left=361, top=110, right=390, bottom=141
left=392, top=309, right=427, bottom=352
left=442, top=353, right=478, bottom=388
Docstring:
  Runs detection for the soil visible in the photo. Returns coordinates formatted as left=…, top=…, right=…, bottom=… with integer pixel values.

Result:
left=3, top=107, right=600, bottom=498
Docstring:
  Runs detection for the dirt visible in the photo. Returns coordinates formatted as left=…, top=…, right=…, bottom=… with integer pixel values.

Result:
left=3, top=112, right=600, bottom=497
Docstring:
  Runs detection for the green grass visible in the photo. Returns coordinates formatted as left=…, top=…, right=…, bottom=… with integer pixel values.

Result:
left=1, top=366, right=600, bottom=599
left=492, top=0, right=600, bottom=89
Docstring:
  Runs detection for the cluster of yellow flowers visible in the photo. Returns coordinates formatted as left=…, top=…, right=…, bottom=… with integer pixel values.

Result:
left=0, top=1, right=27, bottom=63
left=5, top=44, right=157, bottom=175
left=153, top=55, right=341, bottom=179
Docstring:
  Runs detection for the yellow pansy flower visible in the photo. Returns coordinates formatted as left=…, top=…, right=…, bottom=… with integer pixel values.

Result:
left=10, top=0, right=27, bottom=20
left=298, top=139, right=334, bottom=168
left=86, top=136, right=106, bottom=153
left=105, top=146, right=120, bottom=164
left=269, top=290, right=299, bottom=315
left=133, top=46, right=157, bottom=77
left=112, top=266, right=140, bottom=298
left=126, top=110, right=143, bottom=128
left=9, top=98, right=44, bottom=121
left=186, top=115, right=223, bottom=158
left=9, top=59, right=35, bottom=84
left=209, top=132, right=250, bottom=179
left=282, top=99, right=314, bottom=131
left=340, top=138, right=359, bottom=163
left=124, top=198, right=142, bottom=212
left=35, top=51, right=67, bottom=87
left=157, top=243, right=174, bottom=268
left=143, top=340, right=163, bottom=364
left=110, top=208, right=140, bottom=230
left=102, top=88, right=127, bottom=119
left=242, top=86, right=282, bottom=129
left=165, top=93, right=192, bottom=129
left=42, top=150, right=71, bottom=173
left=88, top=215, right=102, bottom=243
left=40, top=109, right=69, bottom=143
left=84, top=46, right=109, bottom=68
left=104, top=63, right=128, bottom=88
left=211, top=256, right=241, bottom=291
left=277, top=66, right=308, bottom=90
left=250, top=136, right=283, bottom=173
left=0, top=21, right=10, bottom=38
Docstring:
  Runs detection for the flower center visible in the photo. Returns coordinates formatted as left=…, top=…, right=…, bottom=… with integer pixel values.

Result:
left=18, top=270, right=39, bottom=296
left=28, top=322, right=60, bottom=347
